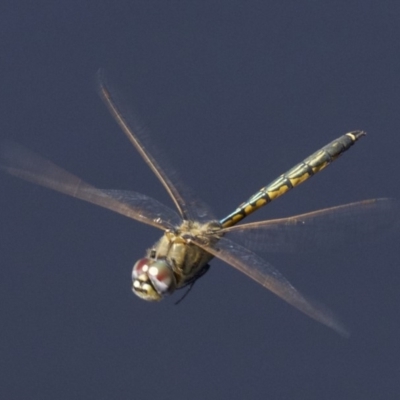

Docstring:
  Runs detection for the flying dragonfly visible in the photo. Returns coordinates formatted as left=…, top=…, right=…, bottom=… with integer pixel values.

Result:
left=1, top=82, right=396, bottom=337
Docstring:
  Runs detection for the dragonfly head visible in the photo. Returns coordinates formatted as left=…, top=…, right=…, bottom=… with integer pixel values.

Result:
left=132, top=257, right=176, bottom=301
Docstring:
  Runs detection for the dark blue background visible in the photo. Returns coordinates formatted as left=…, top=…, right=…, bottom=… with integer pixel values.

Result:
left=1, top=2, right=400, bottom=399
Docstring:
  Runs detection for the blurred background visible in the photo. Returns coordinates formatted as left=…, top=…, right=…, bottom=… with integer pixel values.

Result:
left=1, top=2, right=399, bottom=399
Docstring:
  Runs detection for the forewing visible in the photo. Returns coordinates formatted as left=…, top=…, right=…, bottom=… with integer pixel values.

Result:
left=192, top=236, right=349, bottom=336
left=98, top=74, right=214, bottom=222
left=220, top=199, right=398, bottom=253
left=97, top=189, right=182, bottom=227
left=1, top=142, right=179, bottom=230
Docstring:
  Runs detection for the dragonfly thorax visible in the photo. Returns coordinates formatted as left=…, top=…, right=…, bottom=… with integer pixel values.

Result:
left=132, top=257, right=176, bottom=301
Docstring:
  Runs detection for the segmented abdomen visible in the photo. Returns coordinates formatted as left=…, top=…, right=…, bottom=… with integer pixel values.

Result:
left=220, top=131, right=366, bottom=228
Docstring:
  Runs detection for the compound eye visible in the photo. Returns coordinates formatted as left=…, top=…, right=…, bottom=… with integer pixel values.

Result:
left=147, top=260, right=176, bottom=294
left=132, top=258, right=176, bottom=297
left=132, top=258, right=151, bottom=279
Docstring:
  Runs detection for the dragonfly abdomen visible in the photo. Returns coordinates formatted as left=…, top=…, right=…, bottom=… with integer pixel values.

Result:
left=220, top=131, right=366, bottom=228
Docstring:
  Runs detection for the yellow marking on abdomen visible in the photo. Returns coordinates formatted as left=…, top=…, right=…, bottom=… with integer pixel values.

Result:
left=267, top=184, right=291, bottom=200
left=289, top=172, right=310, bottom=186
left=255, top=198, right=267, bottom=208
left=244, top=204, right=254, bottom=214
left=311, top=161, right=329, bottom=173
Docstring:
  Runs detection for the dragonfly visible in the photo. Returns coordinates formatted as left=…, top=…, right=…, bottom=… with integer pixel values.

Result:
left=1, top=82, right=396, bottom=337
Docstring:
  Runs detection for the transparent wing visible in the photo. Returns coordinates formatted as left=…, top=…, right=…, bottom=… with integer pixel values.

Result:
left=98, top=73, right=214, bottom=222
left=0, top=142, right=180, bottom=230
left=192, top=236, right=349, bottom=336
left=88, top=189, right=182, bottom=228
left=220, top=199, right=398, bottom=253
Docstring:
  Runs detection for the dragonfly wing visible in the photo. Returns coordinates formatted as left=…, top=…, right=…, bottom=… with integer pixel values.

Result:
left=1, top=142, right=179, bottom=230
left=221, top=198, right=398, bottom=253
left=96, top=189, right=182, bottom=227
left=192, top=236, right=349, bottom=336
left=98, top=74, right=214, bottom=223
